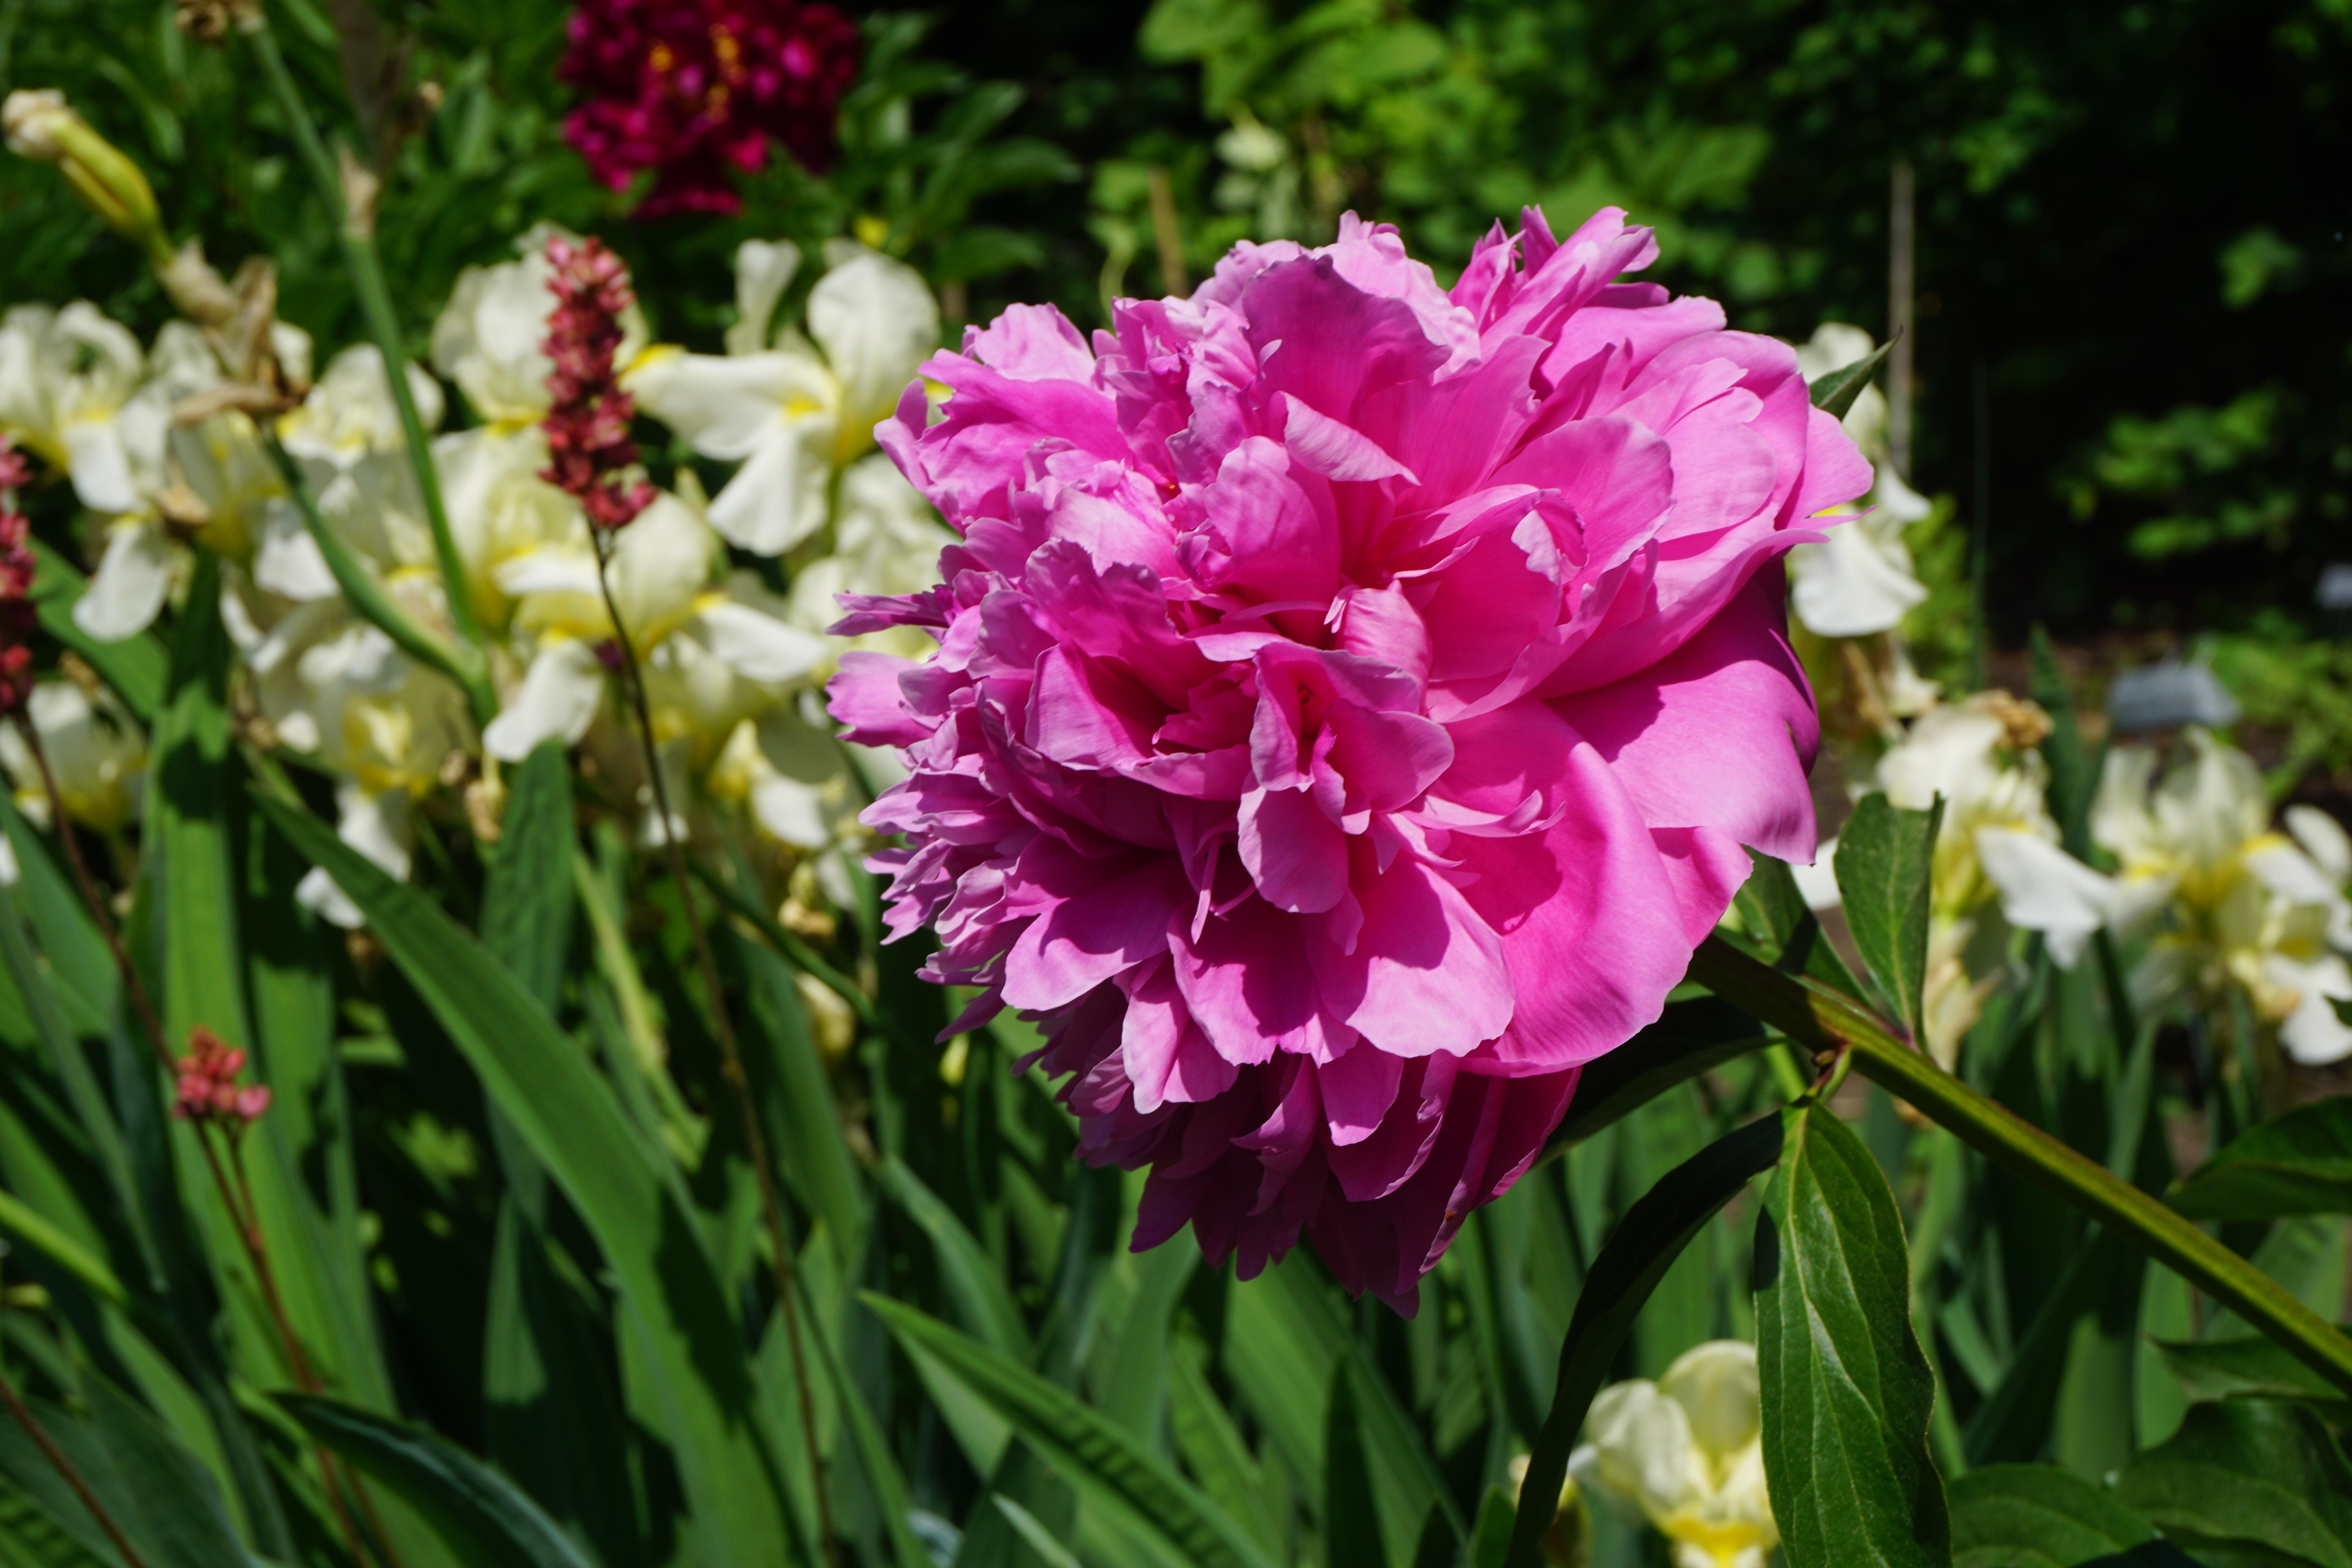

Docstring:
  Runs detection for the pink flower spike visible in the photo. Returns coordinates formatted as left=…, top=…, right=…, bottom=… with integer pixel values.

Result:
left=0, top=440, right=36, bottom=719
left=539, top=235, right=655, bottom=531
left=828, top=208, right=1870, bottom=1312
left=172, top=1026, right=271, bottom=1132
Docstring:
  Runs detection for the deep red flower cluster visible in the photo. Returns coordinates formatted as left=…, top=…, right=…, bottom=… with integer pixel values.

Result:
left=0, top=445, right=38, bottom=720
left=541, top=235, right=655, bottom=531
left=557, top=0, right=859, bottom=217
left=173, top=1026, right=272, bottom=1130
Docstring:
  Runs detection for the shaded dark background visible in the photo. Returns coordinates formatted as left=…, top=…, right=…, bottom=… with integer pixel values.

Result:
left=4, top=0, right=2346, bottom=645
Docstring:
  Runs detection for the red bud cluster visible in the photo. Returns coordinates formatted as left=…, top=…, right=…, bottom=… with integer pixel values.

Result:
left=172, top=1025, right=272, bottom=1130
left=0, top=445, right=38, bottom=719
left=541, top=235, right=655, bottom=531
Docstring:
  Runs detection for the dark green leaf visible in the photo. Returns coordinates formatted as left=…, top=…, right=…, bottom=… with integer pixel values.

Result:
left=1834, top=793, right=1945, bottom=1043
left=1735, top=849, right=1866, bottom=998
left=478, top=742, right=575, bottom=1013
left=1949, top=1464, right=2172, bottom=1568
left=2170, top=1096, right=2352, bottom=1220
left=2114, top=1400, right=2352, bottom=1567
left=1505, top=1113, right=1784, bottom=1568
left=0, top=1471, right=111, bottom=1568
left=2155, top=1334, right=2352, bottom=1421
left=861, top=1292, right=1278, bottom=1568
left=878, top=1155, right=1031, bottom=1361
left=988, top=1495, right=1083, bottom=1568
left=278, top=1394, right=601, bottom=1568
left=1467, top=1487, right=1513, bottom=1568
left=1757, top=1103, right=1951, bottom=1568
left=1324, top=1355, right=1381, bottom=1568
left=251, top=791, right=788, bottom=1565
left=1809, top=338, right=1898, bottom=420
left=1546, top=996, right=1770, bottom=1151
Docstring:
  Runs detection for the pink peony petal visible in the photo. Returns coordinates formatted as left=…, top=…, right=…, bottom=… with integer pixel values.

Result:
left=829, top=205, right=1864, bottom=1305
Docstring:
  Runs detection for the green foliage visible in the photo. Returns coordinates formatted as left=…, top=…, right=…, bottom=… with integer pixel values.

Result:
left=1756, top=1103, right=1951, bottom=1568
left=2114, top=1401, right=2352, bottom=1567
left=1947, top=1465, right=2183, bottom=1568
left=1507, top=1115, right=1782, bottom=1568
left=1835, top=793, right=1946, bottom=1045
left=2170, top=1096, right=2352, bottom=1220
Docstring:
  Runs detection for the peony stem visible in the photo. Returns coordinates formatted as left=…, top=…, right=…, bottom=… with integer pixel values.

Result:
left=1687, top=933, right=2352, bottom=1398
left=587, top=532, right=838, bottom=1566
left=259, top=434, right=497, bottom=724
left=240, top=10, right=486, bottom=673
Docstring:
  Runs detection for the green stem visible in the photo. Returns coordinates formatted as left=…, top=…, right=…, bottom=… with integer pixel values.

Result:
left=242, top=13, right=485, bottom=660
left=262, top=435, right=497, bottom=724
left=1688, top=933, right=2352, bottom=1399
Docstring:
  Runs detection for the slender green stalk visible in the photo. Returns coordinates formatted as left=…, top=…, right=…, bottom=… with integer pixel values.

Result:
left=261, top=436, right=497, bottom=724
left=587, top=531, right=838, bottom=1566
left=240, top=13, right=485, bottom=660
left=1688, top=933, right=2352, bottom=1398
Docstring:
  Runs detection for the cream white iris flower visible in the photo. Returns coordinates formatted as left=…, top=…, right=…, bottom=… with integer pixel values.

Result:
left=2091, top=731, right=2352, bottom=1064
left=1572, top=1341, right=1776, bottom=1568
left=1787, top=323, right=1933, bottom=640
left=0, top=678, right=147, bottom=832
left=1805, top=692, right=2083, bottom=1065
left=628, top=239, right=939, bottom=554
left=480, top=491, right=829, bottom=768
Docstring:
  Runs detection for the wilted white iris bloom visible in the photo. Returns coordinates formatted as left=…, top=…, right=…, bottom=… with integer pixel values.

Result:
left=0, top=679, right=147, bottom=831
left=629, top=239, right=939, bottom=555
left=1787, top=323, right=1932, bottom=640
left=1571, top=1341, right=1775, bottom=1568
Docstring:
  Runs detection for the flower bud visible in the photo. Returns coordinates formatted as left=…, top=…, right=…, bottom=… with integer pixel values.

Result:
left=2, top=90, right=172, bottom=269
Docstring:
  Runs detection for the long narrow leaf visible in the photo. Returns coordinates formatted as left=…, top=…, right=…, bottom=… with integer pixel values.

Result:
left=1505, top=1114, right=1784, bottom=1568
left=252, top=792, right=789, bottom=1567
left=277, top=1394, right=601, bottom=1568
left=1756, top=1103, right=1950, bottom=1568
left=862, top=1292, right=1278, bottom=1568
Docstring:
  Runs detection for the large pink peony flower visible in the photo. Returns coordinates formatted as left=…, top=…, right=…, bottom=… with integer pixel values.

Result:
left=829, top=209, right=1867, bottom=1309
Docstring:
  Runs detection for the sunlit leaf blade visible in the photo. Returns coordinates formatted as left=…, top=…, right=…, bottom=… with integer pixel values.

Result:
left=1756, top=1103, right=1951, bottom=1568
left=1834, top=793, right=1944, bottom=1042
left=861, top=1292, right=1279, bottom=1568
left=1949, top=1464, right=2182, bottom=1568
left=1547, top=996, right=1769, bottom=1151
left=278, top=1394, right=601, bottom=1568
left=152, top=553, right=252, bottom=1053
left=2169, top=1095, right=2352, bottom=1219
left=252, top=791, right=789, bottom=1567
left=1808, top=338, right=1897, bottom=420
left=1506, top=1113, right=1784, bottom=1568
left=2114, top=1401, right=2352, bottom=1567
